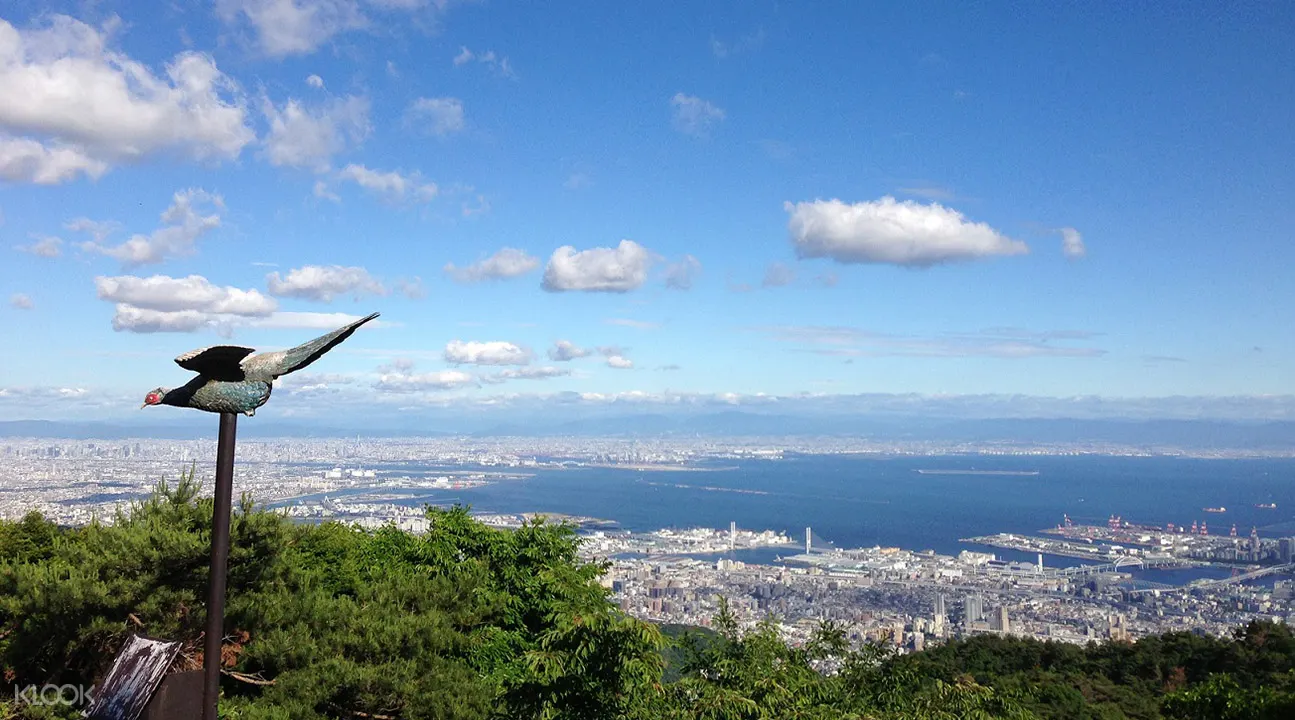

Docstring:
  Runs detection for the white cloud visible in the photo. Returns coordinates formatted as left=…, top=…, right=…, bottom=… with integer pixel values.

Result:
left=594, top=344, right=633, bottom=369
left=0, top=385, right=140, bottom=417
left=15, top=384, right=1295, bottom=423
left=373, top=358, right=476, bottom=394
left=395, top=277, right=425, bottom=299
left=110, top=305, right=218, bottom=333
left=488, top=367, right=570, bottom=382
left=444, top=340, right=532, bottom=366
left=444, top=247, right=539, bottom=283
left=548, top=340, right=591, bottom=362
left=0, top=16, right=254, bottom=183
left=0, top=136, right=108, bottom=184
left=762, top=262, right=796, bottom=288
left=245, top=311, right=384, bottom=330
left=266, top=265, right=387, bottom=302
left=542, top=239, right=653, bottom=293
left=96, top=274, right=277, bottom=315
left=306, top=74, right=325, bottom=88
left=64, top=218, right=119, bottom=242
left=313, top=179, right=340, bottom=202
left=277, top=372, right=356, bottom=390
left=670, top=93, right=725, bottom=137
left=377, top=358, right=416, bottom=374
left=664, top=254, right=701, bottom=290
left=406, top=97, right=465, bottom=136
left=10, top=293, right=33, bottom=310
left=375, top=368, right=476, bottom=393
left=336, top=164, right=437, bottom=203
left=109, top=306, right=379, bottom=334
left=80, top=189, right=223, bottom=266
left=261, top=95, right=369, bottom=172
left=1060, top=227, right=1086, bottom=259
left=15, top=234, right=62, bottom=257
left=452, top=46, right=515, bottom=77
left=215, top=0, right=367, bottom=57
left=785, top=196, right=1028, bottom=267
left=461, top=195, right=490, bottom=217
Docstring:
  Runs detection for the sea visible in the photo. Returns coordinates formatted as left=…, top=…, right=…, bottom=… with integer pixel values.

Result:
left=289, top=453, right=1295, bottom=585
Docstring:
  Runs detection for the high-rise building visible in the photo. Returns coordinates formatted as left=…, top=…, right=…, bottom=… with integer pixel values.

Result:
left=994, top=606, right=1010, bottom=634
left=1279, top=537, right=1294, bottom=563
left=1108, top=614, right=1129, bottom=642
left=964, top=594, right=984, bottom=624
left=934, top=593, right=947, bottom=621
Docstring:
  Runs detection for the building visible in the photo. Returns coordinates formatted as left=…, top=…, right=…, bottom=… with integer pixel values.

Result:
left=964, top=594, right=984, bottom=624
left=1280, top=537, right=1294, bottom=563
left=1108, top=614, right=1130, bottom=642
left=992, top=606, right=1010, bottom=634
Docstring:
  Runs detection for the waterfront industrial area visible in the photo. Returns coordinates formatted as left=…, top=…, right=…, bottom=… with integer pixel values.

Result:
left=3, top=435, right=1295, bottom=653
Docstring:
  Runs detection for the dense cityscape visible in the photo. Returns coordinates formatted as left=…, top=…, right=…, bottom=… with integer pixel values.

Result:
left=3, top=0, right=1290, bottom=715
left=4, top=434, right=1294, bottom=656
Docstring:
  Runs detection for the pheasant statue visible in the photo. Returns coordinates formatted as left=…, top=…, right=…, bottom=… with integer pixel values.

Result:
left=141, top=312, right=379, bottom=416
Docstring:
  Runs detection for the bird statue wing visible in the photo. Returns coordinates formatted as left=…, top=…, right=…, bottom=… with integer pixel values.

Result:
left=242, top=312, right=380, bottom=380
left=175, top=346, right=256, bottom=381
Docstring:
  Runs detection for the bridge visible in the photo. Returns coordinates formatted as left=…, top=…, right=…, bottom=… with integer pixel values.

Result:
left=1124, top=563, right=1295, bottom=595
left=1051, top=556, right=1198, bottom=577
left=1049, top=556, right=1146, bottom=578
left=803, top=527, right=837, bottom=554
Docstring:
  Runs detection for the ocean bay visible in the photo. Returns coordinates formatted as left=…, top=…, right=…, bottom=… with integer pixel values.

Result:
left=284, top=454, right=1295, bottom=571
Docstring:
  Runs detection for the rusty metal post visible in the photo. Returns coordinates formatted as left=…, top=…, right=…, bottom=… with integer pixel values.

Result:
left=203, top=412, right=238, bottom=720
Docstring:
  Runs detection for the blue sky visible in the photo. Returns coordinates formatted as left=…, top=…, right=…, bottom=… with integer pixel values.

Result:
left=1, top=1, right=1293, bottom=423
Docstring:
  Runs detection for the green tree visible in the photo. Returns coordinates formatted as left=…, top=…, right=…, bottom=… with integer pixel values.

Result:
left=0, top=474, right=664, bottom=720
left=6, top=472, right=1295, bottom=720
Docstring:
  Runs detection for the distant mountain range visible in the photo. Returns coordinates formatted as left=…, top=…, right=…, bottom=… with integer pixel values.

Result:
left=4, top=413, right=1295, bottom=450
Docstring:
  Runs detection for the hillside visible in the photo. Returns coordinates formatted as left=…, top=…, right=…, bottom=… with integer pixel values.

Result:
left=1, top=475, right=1294, bottom=719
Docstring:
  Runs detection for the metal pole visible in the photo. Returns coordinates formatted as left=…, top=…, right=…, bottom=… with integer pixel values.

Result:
left=203, top=412, right=238, bottom=720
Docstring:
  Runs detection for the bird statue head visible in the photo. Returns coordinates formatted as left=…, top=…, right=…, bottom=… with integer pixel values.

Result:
left=141, top=388, right=169, bottom=409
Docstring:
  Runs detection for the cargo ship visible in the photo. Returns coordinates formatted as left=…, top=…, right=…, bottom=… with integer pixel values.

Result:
left=1203, top=506, right=1227, bottom=513
left=1256, top=503, right=1278, bottom=509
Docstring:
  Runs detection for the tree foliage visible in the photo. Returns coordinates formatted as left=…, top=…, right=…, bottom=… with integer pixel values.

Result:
left=2, top=474, right=1295, bottom=719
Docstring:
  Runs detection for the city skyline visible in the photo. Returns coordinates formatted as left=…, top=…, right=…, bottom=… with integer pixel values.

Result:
left=6, top=433, right=1294, bottom=647
left=3, top=2, right=1294, bottom=423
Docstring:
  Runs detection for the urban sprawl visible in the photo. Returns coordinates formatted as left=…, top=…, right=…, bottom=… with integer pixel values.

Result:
left=3, top=436, right=1293, bottom=654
